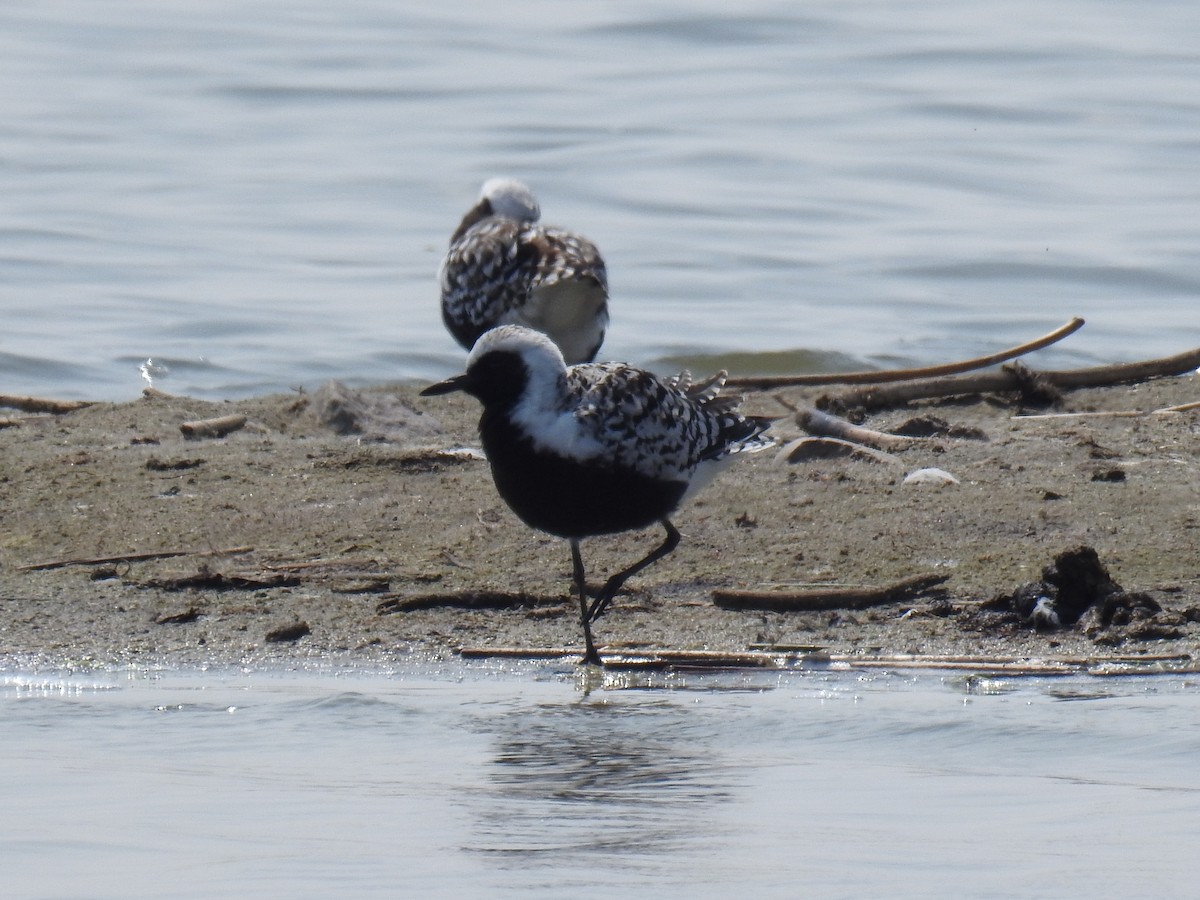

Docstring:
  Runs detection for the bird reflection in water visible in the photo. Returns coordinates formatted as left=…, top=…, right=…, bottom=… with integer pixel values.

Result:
left=467, top=696, right=736, bottom=870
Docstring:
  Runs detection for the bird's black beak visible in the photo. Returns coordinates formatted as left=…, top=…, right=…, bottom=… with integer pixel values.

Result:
left=420, top=373, right=470, bottom=396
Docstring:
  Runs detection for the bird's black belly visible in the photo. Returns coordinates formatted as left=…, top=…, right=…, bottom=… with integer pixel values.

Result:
left=479, top=414, right=686, bottom=539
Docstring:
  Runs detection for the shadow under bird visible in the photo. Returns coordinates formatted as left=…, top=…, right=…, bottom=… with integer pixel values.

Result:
left=439, top=177, right=609, bottom=365
left=421, top=325, right=774, bottom=665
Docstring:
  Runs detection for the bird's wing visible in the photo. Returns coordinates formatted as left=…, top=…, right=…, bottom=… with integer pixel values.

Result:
left=440, top=219, right=537, bottom=332
left=526, top=226, right=608, bottom=293
left=567, top=364, right=736, bottom=480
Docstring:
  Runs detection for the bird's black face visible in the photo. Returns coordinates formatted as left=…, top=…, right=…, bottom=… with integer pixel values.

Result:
left=420, top=349, right=529, bottom=410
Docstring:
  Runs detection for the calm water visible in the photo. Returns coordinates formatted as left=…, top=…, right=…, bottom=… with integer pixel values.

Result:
left=3, top=665, right=1199, bottom=898
left=5, top=7, right=1200, bottom=893
left=2, top=1, right=1200, bottom=400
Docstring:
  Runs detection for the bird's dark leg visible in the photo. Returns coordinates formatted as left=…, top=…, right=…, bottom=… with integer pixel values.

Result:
left=586, top=519, right=681, bottom=623
left=570, top=539, right=602, bottom=666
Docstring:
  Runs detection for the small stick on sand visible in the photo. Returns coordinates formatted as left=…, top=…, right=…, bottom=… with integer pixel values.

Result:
left=776, top=436, right=904, bottom=465
left=138, top=571, right=302, bottom=592
left=1013, top=395, right=1200, bottom=421
left=1157, top=400, right=1200, bottom=413
left=263, top=558, right=386, bottom=572
left=712, top=573, right=949, bottom=612
left=774, top=395, right=916, bottom=449
left=1013, top=410, right=1159, bottom=420
left=726, top=316, right=1085, bottom=390
left=0, top=394, right=94, bottom=414
left=180, top=414, right=247, bottom=439
left=376, top=590, right=562, bottom=614
left=19, top=546, right=254, bottom=572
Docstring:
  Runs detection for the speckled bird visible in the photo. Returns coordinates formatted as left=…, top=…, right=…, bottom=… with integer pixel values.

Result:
left=421, top=325, right=774, bottom=664
left=438, top=178, right=609, bottom=365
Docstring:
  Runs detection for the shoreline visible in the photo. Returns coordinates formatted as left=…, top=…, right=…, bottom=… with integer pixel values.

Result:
left=2, top=375, right=1198, bottom=673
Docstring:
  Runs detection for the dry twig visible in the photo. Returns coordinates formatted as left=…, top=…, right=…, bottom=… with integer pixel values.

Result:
left=1013, top=396, right=1200, bottom=421
left=376, top=590, right=563, bottom=614
left=774, top=395, right=916, bottom=449
left=0, top=394, right=93, bottom=414
left=726, top=317, right=1084, bottom=390
left=139, top=571, right=301, bottom=592
left=19, top=546, right=254, bottom=572
left=180, top=414, right=247, bottom=439
left=826, top=344, right=1200, bottom=412
left=775, top=437, right=904, bottom=465
left=712, top=573, right=949, bottom=612
left=1158, top=400, right=1200, bottom=413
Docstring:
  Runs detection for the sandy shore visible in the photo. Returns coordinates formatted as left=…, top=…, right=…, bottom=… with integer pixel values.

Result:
left=2, top=374, right=1198, bottom=672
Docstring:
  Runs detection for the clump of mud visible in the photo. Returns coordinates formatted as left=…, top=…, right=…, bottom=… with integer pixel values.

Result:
left=976, top=546, right=1176, bottom=643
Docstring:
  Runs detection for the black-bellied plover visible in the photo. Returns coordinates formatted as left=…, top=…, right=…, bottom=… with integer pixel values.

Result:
left=439, top=177, right=609, bottom=364
left=421, top=325, right=773, bottom=664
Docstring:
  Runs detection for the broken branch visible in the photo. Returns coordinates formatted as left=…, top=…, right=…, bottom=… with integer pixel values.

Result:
left=712, top=573, right=949, bottom=612
left=138, top=571, right=301, bottom=592
left=775, top=436, right=904, bottom=465
left=180, top=414, right=247, bottom=439
left=1157, top=400, right=1200, bottom=413
left=0, top=394, right=94, bottom=414
left=726, top=317, right=1084, bottom=390
left=19, top=546, right=254, bottom=572
left=774, top=395, right=916, bottom=449
left=826, top=344, right=1200, bottom=412
left=376, top=591, right=564, bottom=614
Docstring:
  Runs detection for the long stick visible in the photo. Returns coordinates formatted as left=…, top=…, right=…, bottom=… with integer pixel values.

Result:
left=376, top=591, right=562, bottom=614
left=1012, top=403, right=1200, bottom=420
left=454, top=646, right=1197, bottom=674
left=830, top=344, right=1200, bottom=411
left=0, top=394, right=94, bottom=414
left=1158, top=400, right=1200, bottom=413
left=726, top=317, right=1084, bottom=390
left=18, top=546, right=254, bottom=572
